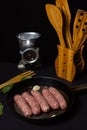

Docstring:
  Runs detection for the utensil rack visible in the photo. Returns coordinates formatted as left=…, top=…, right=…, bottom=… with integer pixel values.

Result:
left=45, top=0, right=87, bottom=82
left=55, top=45, right=84, bottom=82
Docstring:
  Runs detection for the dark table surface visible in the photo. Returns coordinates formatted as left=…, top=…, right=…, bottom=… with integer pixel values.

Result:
left=0, top=62, right=87, bottom=130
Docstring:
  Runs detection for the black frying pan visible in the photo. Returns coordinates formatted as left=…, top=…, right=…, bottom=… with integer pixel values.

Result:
left=7, top=76, right=87, bottom=121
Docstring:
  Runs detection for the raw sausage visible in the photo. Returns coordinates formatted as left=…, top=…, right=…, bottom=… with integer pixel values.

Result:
left=42, top=88, right=60, bottom=109
left=22, top=92, right=41, bottom=115
left=49, top=87, right=67, bottom=109
left=31, top=90, right=50, bottom=112
left=13, top=94, right=32, bottom=117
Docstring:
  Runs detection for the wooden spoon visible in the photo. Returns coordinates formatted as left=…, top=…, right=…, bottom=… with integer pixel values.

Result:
left=55, top=0, right=72, bottom=49
left=45, top=4, right=66, bottom=47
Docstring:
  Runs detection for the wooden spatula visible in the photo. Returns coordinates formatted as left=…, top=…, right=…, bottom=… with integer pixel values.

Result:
left=73, top=9, right=84, bottom=48
left=45, top=4, right=66, bottom=47
left=73, top=9, right=87, bottom=52
left=55, top=0, right=72, bottom=49
left=76, top=15, right=87, bottom=50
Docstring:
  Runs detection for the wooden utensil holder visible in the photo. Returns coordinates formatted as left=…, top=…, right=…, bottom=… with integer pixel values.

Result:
left=55, top=45, right=85, bottom=82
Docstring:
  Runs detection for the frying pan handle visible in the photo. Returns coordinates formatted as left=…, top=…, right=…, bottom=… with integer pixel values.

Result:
left=71, top=83, right=87, bottom=92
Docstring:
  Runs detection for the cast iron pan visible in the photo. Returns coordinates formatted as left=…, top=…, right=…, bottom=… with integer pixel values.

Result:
left=7, top=77, right=87, bottom=121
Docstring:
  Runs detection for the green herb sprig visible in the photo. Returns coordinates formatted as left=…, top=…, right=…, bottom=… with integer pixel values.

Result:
left=0, top=75, right=33, bottom=116
left=0, top=102, right=4, bottom=116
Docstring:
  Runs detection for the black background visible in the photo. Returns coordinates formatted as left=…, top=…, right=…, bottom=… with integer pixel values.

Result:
left=3, top=0, right=87, bottom=71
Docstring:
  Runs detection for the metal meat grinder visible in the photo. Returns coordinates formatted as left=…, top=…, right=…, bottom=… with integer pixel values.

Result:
left=17, top=32, right=41, bottom=69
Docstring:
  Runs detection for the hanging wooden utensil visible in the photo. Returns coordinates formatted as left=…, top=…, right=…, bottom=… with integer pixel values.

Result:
left=55, top=0, right=72, bottom=49
left=45, top=4, right=66, bottom=47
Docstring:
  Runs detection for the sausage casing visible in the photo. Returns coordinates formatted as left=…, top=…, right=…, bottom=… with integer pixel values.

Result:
left=13, top=94, right=32, bottom=117
left=49, top=87, right=67, bottom=109
left=42, top=88, right=60, bottom=109
left=31, top=90, right=50, bottom=112
left=22, top=92, right=41, bottom=115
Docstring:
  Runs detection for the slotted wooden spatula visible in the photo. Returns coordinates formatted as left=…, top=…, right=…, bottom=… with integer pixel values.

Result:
left=76, top=14, right=87, bottom=51
left=45, top=4, right=66, bottom=47
left=73, top=9, right=87, bottom=52
left=72, top=9, right=87, bottom=72
left=73, top=9, right=84, bottom=48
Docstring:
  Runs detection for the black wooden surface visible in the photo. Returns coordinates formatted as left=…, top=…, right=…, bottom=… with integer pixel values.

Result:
left=3, top=0, right=87, bottom=71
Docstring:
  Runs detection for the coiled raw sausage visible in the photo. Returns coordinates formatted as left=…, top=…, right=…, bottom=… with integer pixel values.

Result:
left=14, top=94, right=32, bottom=117
left=42, top=88, right=60, bottom=109
left=22, top=92, right=41, bottom=115
left=31, top=90, right=50, bottom=112
left=49, top=87, right=67, bottom=109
